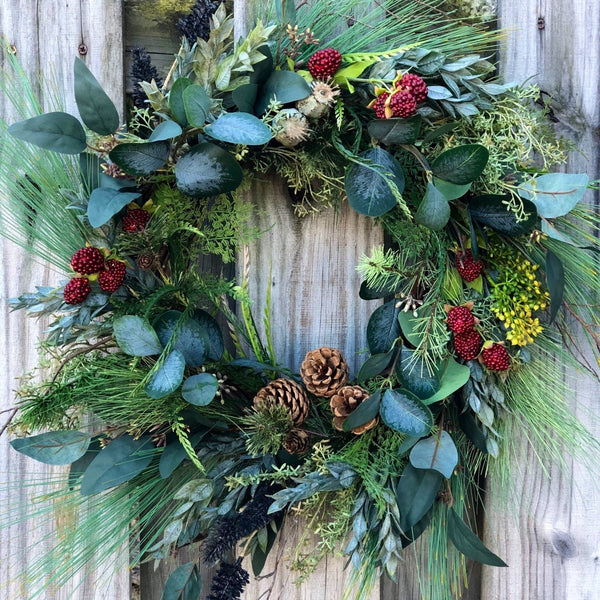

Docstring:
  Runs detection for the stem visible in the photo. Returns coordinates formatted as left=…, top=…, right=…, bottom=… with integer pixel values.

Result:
left=399, top=144, right=431, bottom=173
left=0, top=408, right=18, bottom=438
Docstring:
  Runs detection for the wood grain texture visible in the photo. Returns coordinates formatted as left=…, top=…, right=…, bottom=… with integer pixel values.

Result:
left=482, top=1, right=600, bottom=599
left=0, top=2, right=130, bottom=599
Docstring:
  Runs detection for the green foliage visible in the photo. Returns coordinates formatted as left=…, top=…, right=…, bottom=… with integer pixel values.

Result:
left=242, top=404, right=293, bottom=456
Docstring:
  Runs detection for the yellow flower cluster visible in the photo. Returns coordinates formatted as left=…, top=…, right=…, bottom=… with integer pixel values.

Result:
left=490, top=253, right=549, bottom=346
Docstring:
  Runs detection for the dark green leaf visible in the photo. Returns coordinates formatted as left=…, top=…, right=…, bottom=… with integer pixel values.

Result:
left=169, top=77, right=193, bottom=126
left=232, top=83, right=258, bottom=113
left=99, top=173, right=137, bottom=190
left=397, top=309, right=422, bottom=347
left=467, top=210, right=479, bottom=260
left=421, top=358, right=470, bottom=404
left=183, top=84, right=212, bottom=127
left=148, top=120, right=183, bottom=141
left=409, top=431, right=458, bottom=478
left=87, top=188, right=141, bottom=227
left=182, top=373, right=219, bottom=406
left=415, top=182, right=450, bottom=230
left=415, top=50, right=446, bottom=74
left=380, top=389, right=433, bottom=437
left=8, top=112, right=86, bottom=154
left=425, top=85, right=452, bottom=100
left=73, top=57, right=119, bottom=135
left=80, top=435, right=154, bottom=495
left=519, top=173, right=588, bottom=217
left=255, top=70, right=311, bottom=114
left=153, top=310, right=209, bottom=367
left=251, top=524, right=278, bottom=576
left=458, top=410, right=488, bottom=454
left=192, top=309, right=224, bottom=361
left=431, top=144, right=489, bottom=184
left=396, top=463, right=443, bottom=531
left=11, top=431, right=90, bottom=466
left=159, top=431, right=208, bottom=479
left=423, top=121, right=459, bottom=144
left=357, top=350, right=395, bottom=383
left=367, top=300, right=401, bottom=354
left=113, top=315, right=163, bottom=356
left=367, top=116, right=422, bottom=145
left=145, top=350, right=187, bottom=399
left=345, top=147, right=404, bottom=217
left=342, top=390, right=381, bottom=432
left=400, top=509, right=433, bottom=548
left=205, top=112, right=272, bottom=146
left=433, top=178, right=471, bottom=201
left=161, top=562, right=202, bottom=600
left=396, top=348, right=440, bottom=400
left=545, top=249, right=564, bottom=323
left=275, top=0, right=297, bottom=23
left=359, top=277, right=403, bottom=300
left=109, top=141, right=170, bottom=176
left=175, top=143, right=243, bottom=197
left=68, top=436, right=103, bottom=487
left=468, top=194, right=538, bottom=236
left=447, top=508, right=507, bottom=567
left=249, top=47, right=274, bottom=86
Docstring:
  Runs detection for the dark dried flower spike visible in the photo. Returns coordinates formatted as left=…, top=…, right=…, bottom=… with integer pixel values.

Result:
left=206, top=558, right=250, bottom=600
left=176, top=0, right=221, bottom=45
left=203, top=516, right=238, bottom=565
left=130, top=47, right=163, bottom=108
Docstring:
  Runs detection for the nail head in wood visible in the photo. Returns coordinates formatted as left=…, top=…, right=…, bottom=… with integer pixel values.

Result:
left=537, top=17, right=545, bottom=30
left=78, top=43, right=88, bottom=56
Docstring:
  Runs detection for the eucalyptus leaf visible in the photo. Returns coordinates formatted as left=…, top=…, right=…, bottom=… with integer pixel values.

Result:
left=73, top=57, right=119, bottom=135
left=175, top=143, right=243, bottom=197
left=153, top=310, right=210, bottom=367
left=396, top=463, right=443, bottom=531
left=545, top=249, right=564, bottom=323
left=409, top=431, right=458, bottom=478
left=468, top=194, right=538, bottom=236
left=145, top=350, right=187, bottom=399
left=8, top=112, right=87, bottom=154
left=342, top=390, right=381, bottom=432
left=183, top=84, right=212, bottom=127
left=433, top=178, right=471, bottom=201
left=205, top=112, right=272, bottom=145
left=169, top=77, right=193, bottom=126
left=359, top=277, right=403, bottom=300
left=192, top=309, right=224, bottom=361
left=161, top=562, right=202, bottom=600
left=397, top=309, right=422, bottom=347
left=367, top=300, right=401, bottom=354
left=396, top=348, right=440, bottom=400
left=380, top=389, right=433, bottom=437
left=148, top=120, right=183, bottom=142
left=447, top=508, right=508, bottom=567
left=345, top=147, right=404, bottom=217
left=255, top=70, right=311, bottom=114
left=11, top=431, right=90, bottom=466
left=458, top=410, right=488, bottom=454
left=159, top=431, right=208, bottom=479
left=109, top=141, right=170, bottom=176
left=367, top=116, right=422, bottom=145
left=415, top=182, right=450, bottom=230
left=182, top=373, right=219, bottom=406
left=519, top=173, right=588, bottom=217
left=87, top=188, right=141, bottom=228
left=421, top=358, right=471, bottom=405
left=426, top=85, right=453, bottom=100
left=431, top=144, right=488, bottom=184
left=357, top=350, right=395, bottom=383
left=80, top=435, right=154, bottom=495
left=113, top=315, right=163, bottom=356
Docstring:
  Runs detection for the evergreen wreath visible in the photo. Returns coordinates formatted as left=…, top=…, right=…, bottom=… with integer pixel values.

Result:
left=1, top=1, right=599, bottom=599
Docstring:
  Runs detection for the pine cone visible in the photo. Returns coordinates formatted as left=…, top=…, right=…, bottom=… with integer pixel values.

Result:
left=330, top=386, right=378, bottom=435
left=283, top=429, right=310, bottom=455
left=136, top=254, right=156, bottom=271
left=253, top=378, right=310, bottom=425
left=300, top=347, right=349, bottom=398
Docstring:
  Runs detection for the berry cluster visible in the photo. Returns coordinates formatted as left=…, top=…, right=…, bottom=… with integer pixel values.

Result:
left=307, top=48, right=342, bottom=79
left=64, top=247, right=127, bottom=305
left=122, top=208, right=151, bottom=233
left=445, top=303, right=510, bottom=371
left=370, top=72, right=428, bottom=119
left=456, top=249, right=483, bottom=282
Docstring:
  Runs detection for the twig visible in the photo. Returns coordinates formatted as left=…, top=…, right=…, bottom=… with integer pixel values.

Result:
left=49, top=337, right=113, bottom=385
left=0, top=408, right=18, bottom=438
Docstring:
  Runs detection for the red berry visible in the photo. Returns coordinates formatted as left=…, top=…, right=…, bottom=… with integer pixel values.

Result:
left=453, top=330, right=483, bottom=361
left=481, top=343, right=510, bottom=371
left=446, top=306, right=475, bottom=334
left=98, top=259, right=127, bottom=292
left=64, top=277, right=91, bottom=305
left=388, top=89, right=417, bottom=118
left=399, top=73, right=428, bottom=103
left=456, top=250, right=483, bottom=282
left=372, top=92, right=390, bottom=118
left=122, top=209, right=151, bottom=233
left=70, top=247, right=105, bottom=275
left=307, top=48, right=342, bottom=79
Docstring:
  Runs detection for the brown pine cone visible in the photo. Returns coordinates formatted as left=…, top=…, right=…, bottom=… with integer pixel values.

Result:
left=330, top=385, right=378, bottom=435
left=283, top=428, right=310, bottom=455
left=300, top=347, right=349, bottom=398
left=253, top=378, right=310, bottom=425
left=136, top=254, right=156, bottom=271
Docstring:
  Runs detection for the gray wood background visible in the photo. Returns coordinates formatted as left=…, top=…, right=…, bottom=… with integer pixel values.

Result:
left=0, top=0, right=599, bottom=599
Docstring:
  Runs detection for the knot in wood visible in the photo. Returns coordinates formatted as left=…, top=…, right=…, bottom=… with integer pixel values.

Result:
left=551, top=530, right=576, bottom=559
left=78, top=43, right=88, bottom=56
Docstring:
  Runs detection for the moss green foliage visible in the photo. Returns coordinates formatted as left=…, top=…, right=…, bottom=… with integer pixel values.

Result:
left=242, top=404, right=293, bottom=456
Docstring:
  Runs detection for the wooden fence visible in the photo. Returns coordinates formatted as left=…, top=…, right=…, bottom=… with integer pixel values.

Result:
left=1, top=1, right=599, bottom=599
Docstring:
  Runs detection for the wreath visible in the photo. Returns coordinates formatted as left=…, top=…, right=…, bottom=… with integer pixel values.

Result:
left=1, top=1, right=598, bottom=599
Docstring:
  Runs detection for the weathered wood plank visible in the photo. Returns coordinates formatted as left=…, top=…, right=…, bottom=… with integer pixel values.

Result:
left=482, top=1, right=600, bottom=599
left=0, top=1, right=130, bottom=599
